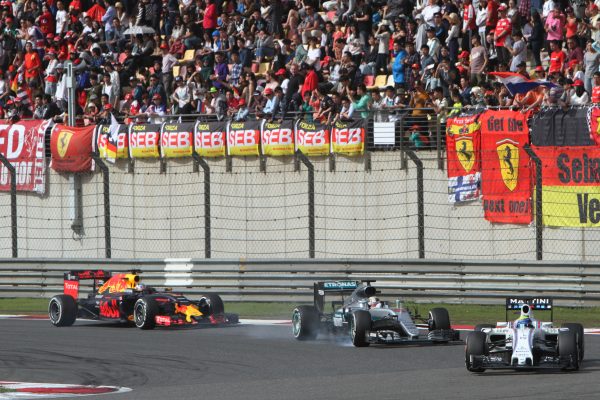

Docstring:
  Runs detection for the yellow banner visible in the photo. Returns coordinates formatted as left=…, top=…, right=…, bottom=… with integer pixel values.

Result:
left=262, top=121, right=295, bottom=156
left=542, top=185, right=600, bottom=227
left=129, top=125, right=161, bottom=159
left=194, top=122, right=226, bottom=158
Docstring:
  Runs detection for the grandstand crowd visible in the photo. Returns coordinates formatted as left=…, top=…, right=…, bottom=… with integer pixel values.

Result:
left=3, top=0, right=600, bottom=134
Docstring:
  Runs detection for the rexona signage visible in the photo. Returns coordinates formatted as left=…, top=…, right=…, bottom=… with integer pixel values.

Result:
left=227, top=120, right=261, bottom=156
left=533, top=146, right=600, bottom=227
left=194, top=121, right=226, bottom=157
left=0, top=119, right=49, bottom=193
left=295, top=120, right=330, bottom=156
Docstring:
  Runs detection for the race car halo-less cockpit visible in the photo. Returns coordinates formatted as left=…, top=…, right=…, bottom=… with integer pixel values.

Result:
left=466, top=297, right=584, bottom=372
left=292, top=280, right=460, bottom=347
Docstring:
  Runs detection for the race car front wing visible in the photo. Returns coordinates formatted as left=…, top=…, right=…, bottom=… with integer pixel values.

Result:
left=470, top=354, right=574, bottom=370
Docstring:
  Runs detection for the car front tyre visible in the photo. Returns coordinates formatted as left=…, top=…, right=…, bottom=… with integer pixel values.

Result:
left=48, top=295, right=77, bottom=327
left=559, top=330, right=579, bottom=371
left=562, top=323, right=584, bottom=361
left=465, top=331, right=487, bottom=373
left=134, top=297, right=159, bottom=330
left=350, top=310, right=371, bottom=347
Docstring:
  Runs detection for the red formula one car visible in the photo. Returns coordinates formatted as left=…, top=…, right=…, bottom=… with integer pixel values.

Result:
left=48, top=270, right=238, bottom=329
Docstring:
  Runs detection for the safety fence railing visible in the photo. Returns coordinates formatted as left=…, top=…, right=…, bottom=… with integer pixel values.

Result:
left=0, top=258, right=598, bottom=307
left=2, top=107, right=600, bottom=261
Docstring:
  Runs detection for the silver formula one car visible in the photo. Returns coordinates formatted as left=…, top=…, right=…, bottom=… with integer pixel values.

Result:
left=466, top=297, right=584, bottom=372
left=292, top=280, right=460, bottom=347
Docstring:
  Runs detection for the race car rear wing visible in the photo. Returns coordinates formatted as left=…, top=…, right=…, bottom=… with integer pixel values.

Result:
left=63, top=270, right=112, bottom=300
left=505, top=297, right=553, bottom=321
left=313, top=281, right=376, bottom=313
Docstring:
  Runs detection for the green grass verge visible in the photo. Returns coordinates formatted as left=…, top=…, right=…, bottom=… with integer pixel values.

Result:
left=2, top=298, right=599, bottom=327
left=0, top=387, right=15, bottom=393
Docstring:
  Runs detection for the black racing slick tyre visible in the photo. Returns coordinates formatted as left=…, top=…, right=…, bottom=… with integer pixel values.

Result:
left=48, top=295, right=77, bottom=327
left=474, top=324, right=495, bottom=332
left=292, top=305, right=320, bottom=340
left=134, top=297, right=159, bottom=330
left=559, top=330, right=580, bottom=371
left=350, top=310, right=372, bottom=347
left=204, top=294, right=225, bottom=315
left=429, top=307, right=451, bottom=330
left=465, top=331, right=488, bottom=373
left=562, top=323, right=584, bottom=361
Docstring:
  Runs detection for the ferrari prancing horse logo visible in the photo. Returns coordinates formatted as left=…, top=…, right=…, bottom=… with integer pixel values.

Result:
left=57, top=130, right=73, bottom=158
left=455, top=136, right=474, bottom=173
left=496, top=139, right=519, bottom=191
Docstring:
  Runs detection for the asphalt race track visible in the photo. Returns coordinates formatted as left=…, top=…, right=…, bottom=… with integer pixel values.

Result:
left=1, top=319, right=600, bottom=400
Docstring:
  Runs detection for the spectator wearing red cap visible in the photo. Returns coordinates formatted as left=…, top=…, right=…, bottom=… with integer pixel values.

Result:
left=145, top=93, right=167, bottom=123
left=233, top=97, right=249, bottom=121
left=494, top=4, right=511, bottom=66
left=570, top=79, right=589, bottom=105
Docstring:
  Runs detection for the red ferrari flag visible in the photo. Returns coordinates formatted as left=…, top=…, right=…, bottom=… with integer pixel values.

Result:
left=50, top=124, right=95, bottom=172
left=480, top=110, right=532, bottom=224
left=446, top=113, right=481, bottom=203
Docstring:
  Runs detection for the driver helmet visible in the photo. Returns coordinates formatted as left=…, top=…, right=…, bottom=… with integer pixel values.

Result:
left=368, top=296, right=380, bottom=308
left=135, top=284, right=146, bottom=291
left=515, top=317, right=532, bottom=328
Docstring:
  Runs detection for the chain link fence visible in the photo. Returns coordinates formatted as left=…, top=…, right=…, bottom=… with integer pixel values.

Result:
left=2, top=110, right=600, bottom=261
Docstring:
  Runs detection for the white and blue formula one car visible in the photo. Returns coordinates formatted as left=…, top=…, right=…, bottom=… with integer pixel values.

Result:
left=466, top=297, right=584, bottom=372
left=292, top=280, right=460, bottom=347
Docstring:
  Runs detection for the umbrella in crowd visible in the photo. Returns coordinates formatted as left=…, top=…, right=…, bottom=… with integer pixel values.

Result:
left=123, top=26, right=156, bottom=36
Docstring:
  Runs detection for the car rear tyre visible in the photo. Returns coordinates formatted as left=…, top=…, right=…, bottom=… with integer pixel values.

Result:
left=292, top=305, right=320, bottom=340
left=429, top=307, right=451, bottom=330
left=465, top=331, right=487, bottom=372
left=350, top=310, right=371, bottom=347
left=562, top=323, right=584, bottom=361
left=474, top=324, right=495, bottom=332
left=48, top=295, right=77, bottom=327
left=134, top=297, right=159, bottom=330
left=203, top=294, right=225, bottom=315
left=559, top=330, right=579, bottom=370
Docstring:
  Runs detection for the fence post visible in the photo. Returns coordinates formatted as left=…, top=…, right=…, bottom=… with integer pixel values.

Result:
left=524, top=144, right=542, bottom=260
left=192, top=153, right=211, bottom=258
left=91, top=154, right=111, bottom=258
left=436, top=113, right=444, bottom=171
left=0, top=153, right=17, bottom=258
left=295, top=150, right=315, bottom=258
left=405, top=150, right=425, bottom=259
left=398, top=117, right=408, bottom=170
